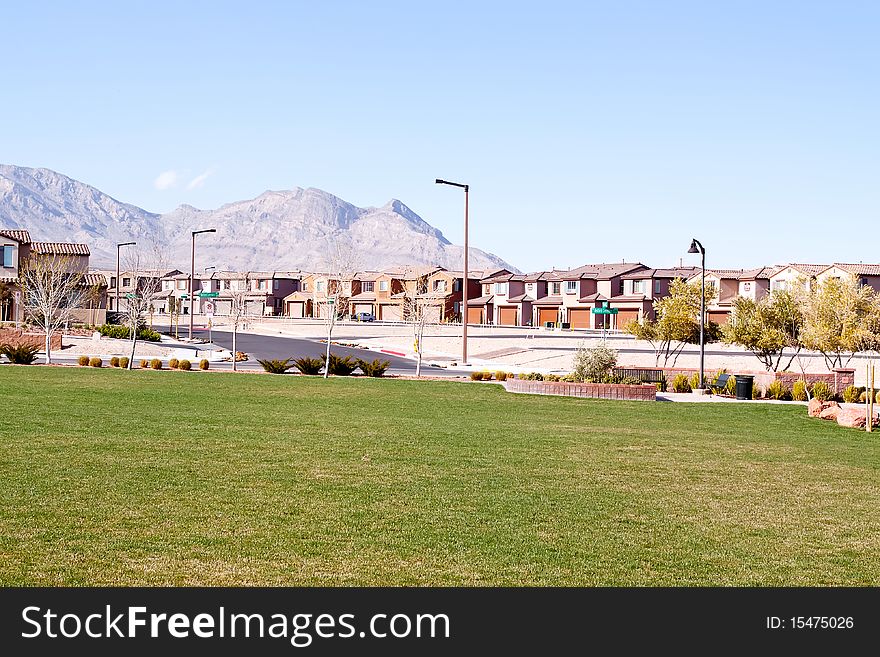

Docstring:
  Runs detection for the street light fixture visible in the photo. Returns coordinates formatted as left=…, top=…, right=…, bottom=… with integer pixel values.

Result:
left=688, top=238, right=706, bottom=389
left=115, top=242, right=136, bottom=315
left=189, top=229, right=216, bottom=340
left=435, top=178, right=469, bottom=364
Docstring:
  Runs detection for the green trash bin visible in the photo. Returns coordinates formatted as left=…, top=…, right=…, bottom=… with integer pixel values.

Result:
left=735, top=375, right=754, bottom=400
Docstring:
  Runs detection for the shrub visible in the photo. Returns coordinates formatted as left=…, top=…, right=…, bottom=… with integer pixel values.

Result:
left=140, top=359, right=150, bottom=369
left=178, top=359, right=191, bottom=371
left=257, top=358, right=295, bottom=374
left=875, top=390, right=880, bottom=404
left=572, top=343, right=618, bottom=382
left=521, top=372, right=544, bottom=381
left=481, top=371, right=493, bottom=381
left=859, top=391, right=867, bottom=403
left=97, top=324, right=162, bottom=342
left=766, top=380, right=791, bottom=400
left=842, top=385, right=861, bottom=404
left=357, top=358, right=390, bottom=377
left=791, top=379, right=809, bottom=402
left=656, top=374, right=668, bottom=392
left=752, top=384, right=762, bottom=399
left=199, top=358, right=210, bottom=371
left=292, top=357, right=323, bottom=375
left=561, top=374, right=577, bottom=382
left=0, top=343, right=40, bottom=364
left=110, top=356, right=120, bottom=368
left=88, top=357, right=102, bottom=368
left=689, top=372, right=701, bottom=390
left=671, top=373, right=691, bottom=393
left=724, top=376, right=736, bottom=396
left=470, top=371, right=484, bottom=381
left=810, top=381, right=833, bottom=402
left=620, top=376, right=642, bottom=385
left=495, top=371, right=508, bottom=382
left=78, top=355, right=90, bottom=366
left=119, top=357, right=130, bottom=369
left=168, top=358, right=179, bottom=369
left=544, top=374, right=560, bottom=382
left=323, top=353, right=358, bottom=376
left=150, top=358, right=162, bottom=370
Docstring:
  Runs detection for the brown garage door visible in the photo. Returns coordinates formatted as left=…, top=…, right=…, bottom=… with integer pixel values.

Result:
left=498, top=307, right=517, bottom=325
left=538, top=308, right=558, bottom=326
left=708, top=311, right=729, bottom=325
left=467, top=307, right=484, bottom=324
left=568, top=309, right=591, bottom=329
left=616, top=309, right=639, bottom=329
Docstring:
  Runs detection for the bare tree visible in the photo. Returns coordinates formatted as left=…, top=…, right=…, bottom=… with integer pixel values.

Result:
left=229, top=272, right=252, bottom=372
left=313, top=240, right=359, bottom=378
left=400, top=269, right=431, bottom=377
left=19, top=254, right=86, bottom=364
left=121, top=248, right=167, bottom=370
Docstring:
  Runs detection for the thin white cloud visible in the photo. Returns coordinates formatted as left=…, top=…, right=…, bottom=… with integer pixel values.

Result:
left=154, top=170, right=180, bottom=190
left=186, top=168, right=215, bottom=190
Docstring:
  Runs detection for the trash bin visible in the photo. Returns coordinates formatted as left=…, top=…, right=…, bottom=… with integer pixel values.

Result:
left=735, top=375, right=754, bottom=400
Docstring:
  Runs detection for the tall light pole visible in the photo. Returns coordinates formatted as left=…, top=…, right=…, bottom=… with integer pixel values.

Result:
left=189, top=229, right=216, bottom=340
left=115, top=241, right=136, bottom=316
left=435, top=179, right=469, bottom=364
left=688, top=238, right=706, bottom=389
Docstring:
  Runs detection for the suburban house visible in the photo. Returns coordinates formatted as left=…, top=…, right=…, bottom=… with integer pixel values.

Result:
left=613, top=266, right=701, bottom=325
left=105, top=269, right=182, bottom=314
left=0, top=228, right=99, bottom=323
left=685, top=267, right=775, bottom=324
left=816, top=264, right=880, bottom=293
left=767, top=264, right=827, bottom=296
left=426, top=268, right=506, bottom=324
left=213, top=271, right=302, bottom=316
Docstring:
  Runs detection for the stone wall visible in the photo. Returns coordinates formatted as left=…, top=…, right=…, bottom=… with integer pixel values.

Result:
left=504, top=379, right=656, bottom=401
left=0, top=328, right=61, bottom=351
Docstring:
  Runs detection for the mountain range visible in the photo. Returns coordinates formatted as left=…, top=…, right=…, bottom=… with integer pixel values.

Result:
left=0, top=164, right=517, bottom=273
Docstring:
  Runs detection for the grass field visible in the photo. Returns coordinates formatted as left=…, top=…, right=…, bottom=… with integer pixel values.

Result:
left=1, top=366, right=878, bottom=586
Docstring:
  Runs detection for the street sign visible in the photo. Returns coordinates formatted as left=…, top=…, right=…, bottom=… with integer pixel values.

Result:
left=591, top=307, right=618, bottom=315
left=180, top=294, right=189, bottom=300
left=125, top=293, right=138, bottom=299
left=199, top=291, right=219, bottom=298
left=204, top=301, right=215, bottom=316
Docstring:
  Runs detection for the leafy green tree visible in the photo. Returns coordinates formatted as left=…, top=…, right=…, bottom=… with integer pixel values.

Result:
left=626, top=279, right=719, bottom=367
left=572, top=342, right=618, bottom=382
left=723, top=291, right=802, bottom=371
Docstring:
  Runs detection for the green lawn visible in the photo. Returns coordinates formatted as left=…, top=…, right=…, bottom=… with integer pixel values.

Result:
left=1, top=366, right=878, bottom=586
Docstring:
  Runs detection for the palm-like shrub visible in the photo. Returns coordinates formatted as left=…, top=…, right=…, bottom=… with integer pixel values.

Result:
left=257, top=358, right=296, bottom=374
left=357, top=358, right=390, bottom=377
left=323, top=353, right=358, bottom=376
left=671, top=373, right=691, bottom=393
left=0, top=343, right=40, bottom=364
left=791, top=379, right=809, bottom=402
left=292, top=357, right=323, bottom=375
left=811, top=381, right=833, bottom=401
left=765, top=380, right=791, bottom=400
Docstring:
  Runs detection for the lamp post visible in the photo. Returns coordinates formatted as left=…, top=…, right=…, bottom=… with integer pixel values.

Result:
left=435, top=178, right=469, bottom=364
left=189, top=229, right=216, bottom=340
left=688, top=238, right=706, bottom=389
left=115, top=242, right=136, bottom=315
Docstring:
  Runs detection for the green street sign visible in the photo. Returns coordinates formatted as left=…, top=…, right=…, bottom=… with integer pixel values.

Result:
left=591, top=307, right=618, bottom=315
left=180, top=294, right=189, bottom=300
left=198, top=291, right=219, bottom=298
left=125, top=293, right=138, bottom=299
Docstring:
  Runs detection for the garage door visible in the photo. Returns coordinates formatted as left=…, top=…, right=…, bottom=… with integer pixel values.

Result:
left=354, top=303, right=373, bottom=315
left=708, top=311, right=729, bottom=325
left=424, top=305, right=441, bottom=323
left=568, top=309, right=591, bottom=329
left=616, top=309, right=639, bottom=329
left=287, top=302, right=303, bottom=318
left=498, top=307, right=517, bottom=325
left=538, top=308, right=558, bottom=326
left=379, top=304, right=401, bottom=321
left=467, top=307, right=484, bottom=324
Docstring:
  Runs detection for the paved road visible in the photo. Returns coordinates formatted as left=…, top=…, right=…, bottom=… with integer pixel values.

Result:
left=160, top=325, right=461, bottom=377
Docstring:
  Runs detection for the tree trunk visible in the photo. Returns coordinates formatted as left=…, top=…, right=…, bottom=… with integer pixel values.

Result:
left=324, top=321, right=332, bottom=379
left=232, top=325, right=238, bottom=372
left=44, top=330, right=51, bottom=365
left=128, top=333, right=137, bottom=369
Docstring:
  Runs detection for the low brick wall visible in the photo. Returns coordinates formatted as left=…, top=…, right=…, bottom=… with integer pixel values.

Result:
left=0, top=328, right=61, bottom=351
left=657, top=366, right=854, bottom=394
left=504, top=379, right=656, bottom=401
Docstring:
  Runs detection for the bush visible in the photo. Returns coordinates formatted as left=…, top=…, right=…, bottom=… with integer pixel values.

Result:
left=323, top=353, right=358, bottom=376
left=521, top=372, right=544, bottom=381
left=140, top=359, right=150, bottom=369
left=572, top=343, right=618, bottom=382
left=292, top=357, right=323, bottom=375
left=875, top=390, right=880, bottom=405
left=199, top=359, right=210, bottom=371
left=150, top=358, right=162, bottom=370
left=671, top=373, right=691, bottom=393
left=842, top=385, right=861, bottom=404
left=357, top=358, right=390, bottom=377
left=0, top=343, right=40, bottom=364
left=561, top=374, right=577, bottom=382
left=89, top=357, right=102, bottom=368
left=178, top=359, right=191, bottom=371
left=495, top=371, right=508, bottom=382
left=752, top=384, right=762, bottom=399
left=620, top=376, right=642, bottom=385
left=481, top=371, right=493, bottom=381
left=792, top=379, right=809, bottom=402
left=544, top=374, right=560, bottom=382
left=811, top=381, right=833, bottom=402
left=78, top=355, right=90, bottom=366
left=859, top=391, right=867, bottom=403
left=724, top=376, right=736, bottom=396
left=766, top=380, right=791, bottom=400
left=470, top=371, right=484, bottom=381
left=97, top=324, right=162, bottom=342
left=120, top=357, right=130, bottom=369
left=689, top=372, right=701, bottom=390
left=110, top=356, right=120, bottom=368
left=257, top=358, right=295, bottom=374
left=168, top=358, right=179, bottom=369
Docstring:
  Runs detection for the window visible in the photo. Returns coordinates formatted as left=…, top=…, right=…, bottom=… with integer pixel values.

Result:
left=2, top=245, right=13, bottom=268
left=301, top=282, right=308, bottom=292
left=379, top=280, right=388, bottom=291
left=453, top=278, right=461, bottom=292
left=526, top=283, right=533, bottom=291
left=223, top=280, right=231, bottom=290
left=565, top=281, right=577, bottom=294
left=772, top=280, right=787, bottom=292
left=632, top=280, right=645, bottom=294
left=742, top=282, right=752, bottom=292
left=495, top=282, right=508, bottom=294
left=484, top=284, right=490, bottom=295
left=433, top=279, right=447, bottom=293
left=860, top=277, right=869, bottom=287
left=654, top=280, right=661, bottom=294
left=122, top=277, right=131, bottom=288
left=177, top=280, right=186, bottom=290
left=274, top=280, right=280, bottom=290
left=551, top=282, right=561, bottom=295
left=110, top=277, right=117, bottom=289
left=362, top=281, right=374, bottom=292
left=618, top=280, right=624, bottom=295
left=317, top=281, right=325, bottom=293
left=259, top=280, right=267, bottom=290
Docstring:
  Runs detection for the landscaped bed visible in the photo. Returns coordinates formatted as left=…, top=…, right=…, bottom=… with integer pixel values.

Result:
left=0, top=366, right=878, bottom=586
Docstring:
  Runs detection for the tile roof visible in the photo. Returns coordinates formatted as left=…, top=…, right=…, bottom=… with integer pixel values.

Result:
left=506, top=294, right=534, bottom=303
left=522, top=271, right=555, bottom=282
left=779, top=263, right=829, bottom=276
left=578, top=293, right=608, bottom=303
left=560, top=262, right=648, bottom=280
left=467, top=295, right=493, bottom=306
left=80, top=272, right=108, bottom=286
left=610, top=294, right=647, bottom=302
left=533, top=295, right=563, bottom=305
left=828, top=263, right=880, bottom=276
left=0, top=229, right=31, bottom=243
left=283, top=291, right=312, bottom=302
left=623, top=267, right=699, bottom=280
left=29, top=242, right=90, bottom=256
left=349, top=292, right=376, bottom=301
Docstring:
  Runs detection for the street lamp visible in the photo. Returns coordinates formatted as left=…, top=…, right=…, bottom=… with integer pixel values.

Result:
left=435, top=178, right=469, bottom=364
left=115, top=242, right=136, bottom=315
left=189, top=229, right=216, bottom=340
left=688, top=238, right=706, bottom=389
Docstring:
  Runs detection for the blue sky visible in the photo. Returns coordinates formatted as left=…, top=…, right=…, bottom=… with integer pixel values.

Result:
left=3, top=1, right=878, bottom=272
